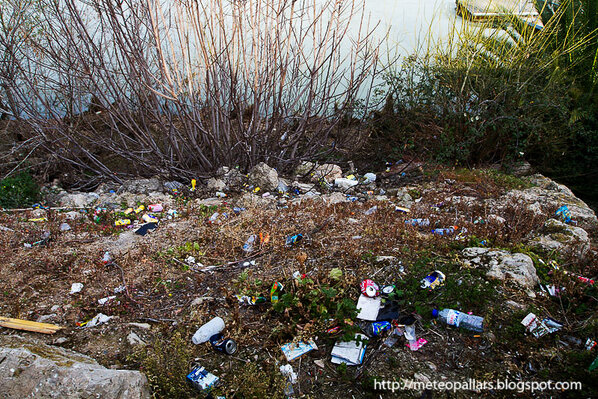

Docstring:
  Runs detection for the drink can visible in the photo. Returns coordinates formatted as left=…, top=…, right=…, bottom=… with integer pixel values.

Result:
left=210, top=333, right=238, bottom=355
left=360, top=279, right=379, bottom=297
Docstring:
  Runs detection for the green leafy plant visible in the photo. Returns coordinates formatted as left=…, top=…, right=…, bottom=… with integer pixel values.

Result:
left=0, top=171, right=40, bottom=208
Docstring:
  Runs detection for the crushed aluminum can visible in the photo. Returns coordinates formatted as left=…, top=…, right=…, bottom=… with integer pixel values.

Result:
left=586, top=338, right=597, bottom=351
left=521, top=313, right=563, bottom=338
left=366, top=321, right=391, bottom=337
left=235, top=295, right=267, bottom=305
left=186, top=365, right=219, bottom=391
left=148, top=204, right=163, bottom=212
left=270, top=282, right=283, bottom=303
left=285, top=234, right=303, bottom=246
left=326, top=326, right=342, bottom=334
left=210, top=333, right=238, bottom=355
left=142, top=214, right=158, bottom=223
left=381, top=285, right=395, bottom=296
left=115, top=219, right=131, bottom=226
left=420, top=270, right=446, bottom=290
left=360, top=279, right=380, bottom=298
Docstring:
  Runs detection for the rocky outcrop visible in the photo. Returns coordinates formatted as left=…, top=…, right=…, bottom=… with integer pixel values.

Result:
left=495, top=174, right=598, bottom=231
left=0, top=335, right=150, bottom=399
left=529, top=218, right=591, bottom=259
left=461, top=247, right=539, bottom=289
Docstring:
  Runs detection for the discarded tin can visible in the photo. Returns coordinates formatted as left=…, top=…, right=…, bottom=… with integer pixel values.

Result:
left=420, top=270, right=445, bottom=290
left=124, top=208, right=134, bottom=215
left=326, top=326, right=342, bottom=334
left=236, top=295, right=267, bottom=305
left=285, top=234, right=303, bottom=246
left=186, top=366, right=219, bottom=391
left=210, top=333, right=238, bottom=355
left=395, top=206, right=410, bottom=213
left=381, top=285, right=395, bottom=296
left=115, top=219, right=131, bottom=226
left=191, top=179, right=197, bottom=192
left=102, top=252, right=112, bottom=264
left=586, top=338, right=597, bottom=351
left=148, top=204, right=163, bottom=212
left=233, top=207, right=246, bottom=214
left=142, top=214, right=158, bottom=223
left=271, top=282, right=283, bottom=303
left=134, top=205, right=145, bottom=214
left=365, top=321, right=391, bottom=337
left=360, top=279, right=380, bottom=297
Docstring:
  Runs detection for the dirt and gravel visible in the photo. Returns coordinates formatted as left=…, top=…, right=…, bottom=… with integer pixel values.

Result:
left=1, top=166, right=597, bottom=398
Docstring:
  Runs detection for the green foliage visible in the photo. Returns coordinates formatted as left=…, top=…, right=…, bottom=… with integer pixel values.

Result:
left=225, top=362, right=287, bottom=398
left=272, top=277, right=359, bottom=338
left=0, top=171, right=40, bottom=208
left=128, top=330, right=196, bottom=398
left=370, top=0, right=598, bottom=204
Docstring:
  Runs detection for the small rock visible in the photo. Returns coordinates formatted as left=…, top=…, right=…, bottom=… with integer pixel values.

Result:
left=322, top=192, right=347, bottom=205
left=53, top=337, right=68, bottom=345
left=69, top=283, right=83, bottom=294
left=31, top=209, right=46, bottom=218
left=128, top=323, right=151, bottom=330
left=0, top=335, right=150, bottom=398
left=196, top=198, right=224, bottom=207
left=311, top=164, right=343, bottom=183
left=505, top=300, right=526, bottom=310
left=248, top=162, right=279, bottom=191
left=314, top=359, right=326, bottom=369
left=127, top=332, right=146, bottom=346
left=191, top=297, right=213, bottom=306
left=36, top=314, right=57, bottom=323
left=530, top=218, right=590, bottom=259
left=207, top=178, right=226, bottom=191
left=334, top=178, right=358, bottom=190
left=462, top=248, right=539, bottom=289
left=59, top=192, right=99, bottom=208
left=294, top=161, right=315, bottom=176
left=59, top=223, right=71, bottom=231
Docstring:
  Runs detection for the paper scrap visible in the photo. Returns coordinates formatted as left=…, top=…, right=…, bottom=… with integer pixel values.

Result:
left=356, top=294, right=381, bottom=321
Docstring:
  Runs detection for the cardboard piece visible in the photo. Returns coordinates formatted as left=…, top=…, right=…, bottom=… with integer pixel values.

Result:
left=331, top=334, right=368, bottom=366
left=356, top=294, right=381, bottom=321
left=281, top=339, right=318, bottom=362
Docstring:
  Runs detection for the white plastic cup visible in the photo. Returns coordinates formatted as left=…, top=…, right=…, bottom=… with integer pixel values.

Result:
left=192, top=317, right=225, bottom=344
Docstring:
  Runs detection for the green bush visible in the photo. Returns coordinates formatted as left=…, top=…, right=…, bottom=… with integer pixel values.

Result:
left=0, top=171, right=40, bottom=208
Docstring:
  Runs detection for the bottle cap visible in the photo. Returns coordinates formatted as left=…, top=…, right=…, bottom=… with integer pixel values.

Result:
left=432, top=309, right=439, bottom=318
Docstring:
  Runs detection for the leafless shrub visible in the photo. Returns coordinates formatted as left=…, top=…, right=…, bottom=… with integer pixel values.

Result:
left=3, top=0, right=383, bottom=181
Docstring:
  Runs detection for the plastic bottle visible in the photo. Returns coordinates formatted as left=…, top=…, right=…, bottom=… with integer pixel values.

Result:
left=432, top=226, right=458, bottom=236
left=192, top=317, right=225, bottom=344
left=433, top=308, right=483, bottom=332
left=405, top=218, right=430, bottom=227
left=243, top=235, right=256, bottom=252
